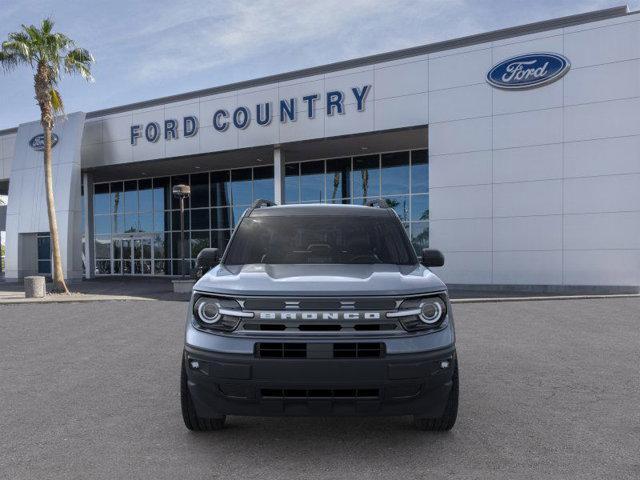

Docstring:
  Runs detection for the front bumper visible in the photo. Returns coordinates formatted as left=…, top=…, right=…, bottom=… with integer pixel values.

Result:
left=184, top=343, right=456, bottom=417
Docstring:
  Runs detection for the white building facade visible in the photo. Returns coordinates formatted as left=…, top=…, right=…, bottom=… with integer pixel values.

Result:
left=1, top=5, right=639, bottom=292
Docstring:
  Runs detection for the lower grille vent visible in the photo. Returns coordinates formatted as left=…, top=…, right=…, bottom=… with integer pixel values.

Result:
left=256, top=342, right=384, bottom=359
left=334, top=343, right=384, bottom=358
left=261, top=388, right=380, bottom=399
left=257, top=343, right=306, bottom=358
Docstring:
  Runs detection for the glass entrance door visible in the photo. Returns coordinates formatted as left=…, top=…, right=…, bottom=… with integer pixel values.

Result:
left=133, top=237, right=153, bottom=275
left=112, top=235, right=154, bottom=275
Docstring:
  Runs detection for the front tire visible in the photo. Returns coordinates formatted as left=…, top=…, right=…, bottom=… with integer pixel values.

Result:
left=181, top=361, right=226, bottom=431
left=414, top=362, right=459, bottom=432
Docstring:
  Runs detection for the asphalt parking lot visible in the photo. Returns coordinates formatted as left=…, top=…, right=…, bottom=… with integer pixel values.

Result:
left=1, top=297, right=639, bottom=479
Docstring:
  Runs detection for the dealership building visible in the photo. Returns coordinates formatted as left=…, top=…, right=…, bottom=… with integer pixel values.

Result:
left=1, top=5, right=639, bottom=292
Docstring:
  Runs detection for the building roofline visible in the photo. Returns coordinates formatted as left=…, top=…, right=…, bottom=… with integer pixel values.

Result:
left=0, top=4, right=631, bottom=136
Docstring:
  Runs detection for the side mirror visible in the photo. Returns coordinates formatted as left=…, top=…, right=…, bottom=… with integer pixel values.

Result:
left=196, top=248, right=220, bottom=276
left=421, top=248, right=444, bottom=267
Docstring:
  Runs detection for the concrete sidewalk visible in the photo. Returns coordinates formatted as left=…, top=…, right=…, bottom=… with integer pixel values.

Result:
left=0, top=277, right=189, bottom=303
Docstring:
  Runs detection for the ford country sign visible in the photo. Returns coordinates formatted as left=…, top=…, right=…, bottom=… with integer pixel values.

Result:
left=29, top=133, right=59, bottom=151
left=487, top=53, right=570, bottom=90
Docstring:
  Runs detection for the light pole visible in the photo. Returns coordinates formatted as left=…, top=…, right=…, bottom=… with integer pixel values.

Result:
left=172, top=184, right=191, bottom=278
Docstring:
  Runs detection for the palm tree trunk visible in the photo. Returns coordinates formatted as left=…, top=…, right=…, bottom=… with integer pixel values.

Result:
left=43, top=123, right=69, bottom=293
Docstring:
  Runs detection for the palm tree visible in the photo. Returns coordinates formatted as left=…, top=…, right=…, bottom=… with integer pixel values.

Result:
left=0, top=18, right=93, bottom=293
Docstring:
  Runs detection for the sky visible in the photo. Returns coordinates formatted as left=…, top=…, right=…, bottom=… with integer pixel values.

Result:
left=0, top=0, right=638, bottom=130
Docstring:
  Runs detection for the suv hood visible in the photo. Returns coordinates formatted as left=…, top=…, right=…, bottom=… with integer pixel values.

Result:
left=194, top=264, right=446, bottom=297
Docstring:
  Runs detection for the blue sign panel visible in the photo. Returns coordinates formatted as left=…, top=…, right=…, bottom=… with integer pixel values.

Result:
left=29, top=133, right=59, bottom=151
left=487, top=53, right=570, bottom=90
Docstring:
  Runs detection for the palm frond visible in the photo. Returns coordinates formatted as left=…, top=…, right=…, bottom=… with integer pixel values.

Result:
left=0, top=50, right=19, bottom=71
left=41, top=17, right=54, bottom=35
left=50, top=87, right=64, bottom=113
left=64, top=47, right=94, bottom=81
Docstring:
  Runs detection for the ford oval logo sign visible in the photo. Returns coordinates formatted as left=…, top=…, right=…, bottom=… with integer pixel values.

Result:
left=487, top=53, right=570, bottom=90
left=29, top=133, right=59, bottom=151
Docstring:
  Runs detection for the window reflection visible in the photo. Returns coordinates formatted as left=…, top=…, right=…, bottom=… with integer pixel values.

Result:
left=231, top=169, right=252, bottom=206
left=300, top=160, right=324, bottom=202
left=326, top=158, right=350, bottom=203
left=94, top=183, right=110, bottom=215
left=93, top=149, right=428, bottom=275
left=284, top=163, right=299, bottom=204
left=253, top=166, right=274, bottom=201
left=353, top=155, right=380, bottom=200
left=411, top=150, right=428, bottom=192
left=381, top=152, right=409, bottom=196
left=211, top=171, right=230, bottom=207
left=190, top=173, right=209, bottom=208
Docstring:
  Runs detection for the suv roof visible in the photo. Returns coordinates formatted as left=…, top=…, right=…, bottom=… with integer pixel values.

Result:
left=248, top=203, right=392, bottom=217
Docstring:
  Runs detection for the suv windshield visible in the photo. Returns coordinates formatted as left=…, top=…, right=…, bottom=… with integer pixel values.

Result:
left=224, top=214, right=417, bottom=265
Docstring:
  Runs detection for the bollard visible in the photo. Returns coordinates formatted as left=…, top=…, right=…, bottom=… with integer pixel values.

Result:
left=24, top=276, right=46, bottom=298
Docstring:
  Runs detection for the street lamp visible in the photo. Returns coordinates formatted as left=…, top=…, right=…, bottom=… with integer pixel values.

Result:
left=172, top=184, right=191, bottom=278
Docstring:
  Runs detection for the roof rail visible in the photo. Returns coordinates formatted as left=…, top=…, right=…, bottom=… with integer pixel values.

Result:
left=251, top=199, right=277, bottom=209
left=365, top=198, right=389, bottom=208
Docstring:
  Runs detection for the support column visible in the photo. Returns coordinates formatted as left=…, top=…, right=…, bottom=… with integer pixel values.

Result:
left=82, top=172, right=94, bottom=279
left=273, top=146, right=285, bottom=205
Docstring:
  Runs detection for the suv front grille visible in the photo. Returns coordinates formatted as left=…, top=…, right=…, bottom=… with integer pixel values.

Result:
left=242, top=298, right=397, bottom=311
left=256, top=342, right=385, bottom=359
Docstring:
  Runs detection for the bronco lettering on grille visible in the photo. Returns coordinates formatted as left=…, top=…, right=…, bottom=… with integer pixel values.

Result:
left=258, top=312, right=381, bottom=321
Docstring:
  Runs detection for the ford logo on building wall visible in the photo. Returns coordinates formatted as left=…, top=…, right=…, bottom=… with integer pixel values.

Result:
left=29, top=133, right=59, bottom=151
left=487, top=53, right=570, bottom=90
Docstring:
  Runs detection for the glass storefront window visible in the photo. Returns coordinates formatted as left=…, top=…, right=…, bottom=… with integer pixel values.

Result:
left=95, top=236, right=110, bottom=259
left=253, top=166, right=274, bottom=201
left=92, top=149, right=428, bottom=275
left=190, top=208, right=210, bottom=230
left=111, top=182, right=123, bottom=215
left=112, top=214, right=125, bottom=234
left=211, top=230, right=231, bottom=250
left=138, top=179, right=153, bottom=213
left=124, top=180, right=138, bottom=213
left=211, top=207, right=231, bottom=230
left=190, top=173, right=209, bottom=208
left=284, top=163, right=300, bottom=204
left=124, top=213, right=138, bottom=233
left=153, top=177, right=171, bottom=211
left=381, top=152, right=410, bottom=196
left=353, top=155, right=380, bottom=200
left=94, top=183, right=110, bottom=215
left=139, top=213, right=153, bottom=232
left=211, top=171, right=230, bottom=207
left=231, top=168, right=252, bottom=206
left=411, top=149, right=428, bottom=192
left=385, top=196, right=410, bottom=221
left=325, top=158, right=350, bottom=203
left=190, top=231, right=210, bottom=257
left=411, top=221, right=429, bottom=253
left=171, top=210, right=190, bottom=231
left=94, top=215, right=111, bottom=235
left=411, top=194, right=429, bottom=221
left=300, top=160, right=324, bottom=202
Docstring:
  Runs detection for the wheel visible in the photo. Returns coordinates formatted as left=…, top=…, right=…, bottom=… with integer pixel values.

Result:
left=414, top=362, right=459, bottom=432
left=181, top=360, right=226, bottom=431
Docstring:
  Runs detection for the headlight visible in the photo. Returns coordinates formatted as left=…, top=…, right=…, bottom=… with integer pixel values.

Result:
left=389, top=295, right=447, bottom=331
left=192, top=295, right=251, bottom=331
left=418, top=298, right=446, bottom=325
left=195, top=298, right=221, bottom=324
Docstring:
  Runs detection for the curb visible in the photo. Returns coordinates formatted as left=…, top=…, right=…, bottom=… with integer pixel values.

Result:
left=451, top=293, right=640, bottom=304
left=0, top=295, right=153, bottom=305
